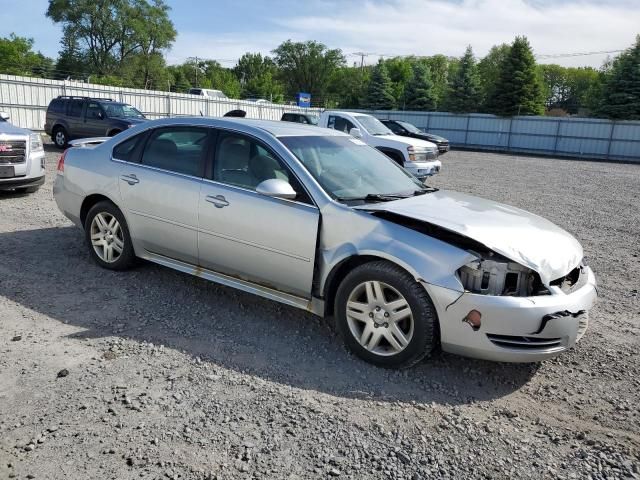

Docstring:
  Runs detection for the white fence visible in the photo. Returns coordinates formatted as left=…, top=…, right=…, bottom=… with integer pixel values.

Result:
left=0, top=74, right=322, bottom=131
left=353, top=110, right=640, bottom=162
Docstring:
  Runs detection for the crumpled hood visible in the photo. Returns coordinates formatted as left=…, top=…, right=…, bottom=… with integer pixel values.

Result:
left=358, top=190, right=583, bottom=285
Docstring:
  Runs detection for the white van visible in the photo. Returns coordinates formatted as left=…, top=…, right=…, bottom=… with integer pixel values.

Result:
left=188, top=88, right=228, bottom=100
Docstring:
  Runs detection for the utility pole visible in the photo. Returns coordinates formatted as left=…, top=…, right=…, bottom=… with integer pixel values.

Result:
left=353, top=52, right=369, bottom=72
left=194, top=56, right=198, bottom=86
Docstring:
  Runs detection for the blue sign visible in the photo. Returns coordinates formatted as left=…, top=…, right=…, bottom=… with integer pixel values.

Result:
left=297, top=92, right=311, bottom=108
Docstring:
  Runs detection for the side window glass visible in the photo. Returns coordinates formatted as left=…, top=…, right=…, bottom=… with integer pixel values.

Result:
left=214, top=132, right=312, bottom=204
left=86, top=102, right=103, bottom=120
left=49, top=99, right=64, bottom=114
left=113, top=135, right=140, bottom=162
left=345, top=120, right=356, bottom=133
left=327, top=116, right=336, bottom=129
left=68, top=100, right=84, bottom=117
left=141, top=127, right=207, bottom=177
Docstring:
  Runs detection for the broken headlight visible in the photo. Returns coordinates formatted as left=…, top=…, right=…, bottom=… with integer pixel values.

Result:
left=458, top=256, right=547, bottom=297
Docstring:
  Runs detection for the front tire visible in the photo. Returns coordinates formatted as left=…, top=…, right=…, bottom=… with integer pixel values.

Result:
left=84, top=201, right=136, bottom=270
left=335, top=261, right=438, bottom=368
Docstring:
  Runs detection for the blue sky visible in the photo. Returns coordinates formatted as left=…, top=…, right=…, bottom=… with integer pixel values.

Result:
left=1, top=0, right=639, bottom=68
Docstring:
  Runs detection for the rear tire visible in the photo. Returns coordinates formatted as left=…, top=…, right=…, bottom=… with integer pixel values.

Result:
left=335, top=260, right=438, bottom=369
left=52, top=126, right=68, bottom=149
left=84, top=201, right=136, bottom=270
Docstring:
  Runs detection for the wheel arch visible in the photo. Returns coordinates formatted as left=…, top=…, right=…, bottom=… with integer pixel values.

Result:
left=375, top=147, right=405, bottom=165
left=107, top=128, right=123, bottom=137
left=80, top=193, right=121, bottom=228
left=322, top=254, right=423, bottom=317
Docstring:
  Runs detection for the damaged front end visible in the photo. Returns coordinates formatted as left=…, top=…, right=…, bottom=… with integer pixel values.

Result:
left=365, top=209, right=597, bottom=363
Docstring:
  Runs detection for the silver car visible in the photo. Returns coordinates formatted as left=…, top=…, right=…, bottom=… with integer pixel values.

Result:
left=53, top=117, right=597, bottom=368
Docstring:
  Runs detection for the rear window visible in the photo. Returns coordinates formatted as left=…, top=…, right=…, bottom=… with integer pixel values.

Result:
left=189, top=89, right=202, bottom=95
left=113, top=135, right=141, bottom=162
left=48, top=99, right=66, bottom=114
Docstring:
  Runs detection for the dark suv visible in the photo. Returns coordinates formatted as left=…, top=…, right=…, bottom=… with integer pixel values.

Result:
left=45, top=96, right=148, bottom=148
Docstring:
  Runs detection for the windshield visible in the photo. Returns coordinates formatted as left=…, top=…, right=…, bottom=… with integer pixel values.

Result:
left=279, top=135, right=426, bottom=202
left=398, top=121, right=422, bottom=134
left=356, top=116, right=393, bottom=136
left=103, top=103, right=145, bottom=119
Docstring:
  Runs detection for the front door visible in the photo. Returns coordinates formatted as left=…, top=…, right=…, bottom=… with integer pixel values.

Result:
left=197, top=131, right=319, bottom=297
left=117, top=126, right=210, bottom=264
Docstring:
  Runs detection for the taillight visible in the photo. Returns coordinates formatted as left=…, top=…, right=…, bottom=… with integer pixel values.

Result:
left=57, top=149, right=67, bottom=173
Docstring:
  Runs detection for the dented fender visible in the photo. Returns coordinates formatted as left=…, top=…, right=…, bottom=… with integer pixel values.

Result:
left=317, top=202, right=476, bottom=295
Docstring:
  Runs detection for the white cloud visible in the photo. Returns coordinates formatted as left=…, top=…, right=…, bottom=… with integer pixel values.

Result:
left=168, top=0, right=640, bottom=68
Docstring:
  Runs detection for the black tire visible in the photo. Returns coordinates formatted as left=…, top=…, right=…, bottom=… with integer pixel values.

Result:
left=334, top=260, right=438, bottom=369
left=84, top=201, right=136, bottom=270
left=15, top=186, right=40, bottom=194
left=52, top=126, right=68, bottom=149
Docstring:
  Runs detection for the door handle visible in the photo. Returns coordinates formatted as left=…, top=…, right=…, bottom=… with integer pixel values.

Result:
left=205, top=194, right=229, bottom=208
left=120, top=174, right=139, bottom=185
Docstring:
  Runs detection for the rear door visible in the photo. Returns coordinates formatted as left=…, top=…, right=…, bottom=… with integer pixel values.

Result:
left=116, top=126, right=210, bottom=264
left=66, top=99, right=85, bottom=138
left=197, top=130, right=319, bottom=297
left=82, top=101, right=107, bottom=137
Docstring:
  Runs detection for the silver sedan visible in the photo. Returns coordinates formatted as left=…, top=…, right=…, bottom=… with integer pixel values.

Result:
left=53, top=117, right=597, bottom=368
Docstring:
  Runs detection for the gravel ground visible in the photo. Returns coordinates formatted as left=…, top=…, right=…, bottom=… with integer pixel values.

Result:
left=0, top=146, right=639, bottom=480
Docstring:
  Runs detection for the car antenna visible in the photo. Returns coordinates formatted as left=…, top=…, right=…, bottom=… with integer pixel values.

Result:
left=199, top=110, right=204, bottom=116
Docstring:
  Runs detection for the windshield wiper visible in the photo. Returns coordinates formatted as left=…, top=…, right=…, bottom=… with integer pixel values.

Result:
left=337, top=193, right=410, bottom=203
left=413, top=186, right=439, bottom=195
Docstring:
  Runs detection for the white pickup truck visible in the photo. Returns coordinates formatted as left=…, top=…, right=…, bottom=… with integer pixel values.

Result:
left=318, top=111, right=441, bottom=178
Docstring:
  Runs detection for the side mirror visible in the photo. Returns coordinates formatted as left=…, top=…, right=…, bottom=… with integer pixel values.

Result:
left=256, top=178, right=297, bottom=200
left=349, top=127, right=362, bottom=138
left=0, top=111, right=10, bottom=121
left=97, top=111, right=104, bottom=119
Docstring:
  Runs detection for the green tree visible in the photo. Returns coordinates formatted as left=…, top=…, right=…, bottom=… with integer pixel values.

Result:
left=478, top=43, right=510, bottom=108
left=384, top=57, right=413, bottom=107
left=46, top=0, right=176, bottom=77
left=272, top=40, right=345, bottom=103
left=0, top=34, right=54, bottom=77
left=234, top=53, right=284, bottom=102
left=424, top=54, right=451, bottom=107
left=197, top=60, right=242, bottom=98
left=446, top=46, right=481, bottom=113
left=597, top=35, right=640, bottom=120
left=404, top=62, right=436, bottom=111
left=486, top=36, right=544, bottom=116
left=328, top=66, right=370, bottom=108
left=365, top=60, right=396, bottom=110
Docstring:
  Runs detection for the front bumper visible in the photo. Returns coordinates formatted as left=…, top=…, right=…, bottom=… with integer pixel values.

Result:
left=0, top=175, right=45, bottom=191
left=426, top=266, right=597, bottom=362
left=436, top=143, right=450, bottom=154
left=405, top=159, right=442, bottom=179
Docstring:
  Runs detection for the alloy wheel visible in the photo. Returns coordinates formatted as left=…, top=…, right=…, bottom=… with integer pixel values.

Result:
left=55, top=130, right=66, bottom=147
left=90, top=212, right=124, bottom=263
left=345, top=281, right=414, bottom=356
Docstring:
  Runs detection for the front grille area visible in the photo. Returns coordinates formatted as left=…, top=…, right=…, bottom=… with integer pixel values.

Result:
left=486, top=333, right=563, bottom=350
left=0, top=140, right=26, bottom=164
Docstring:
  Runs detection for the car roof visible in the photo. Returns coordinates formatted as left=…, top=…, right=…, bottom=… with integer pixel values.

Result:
left=141, top=116, right=346, bottom=138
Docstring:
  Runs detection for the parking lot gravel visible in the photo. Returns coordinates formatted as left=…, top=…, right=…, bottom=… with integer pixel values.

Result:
left=1, top=146, right=639, bottom=479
